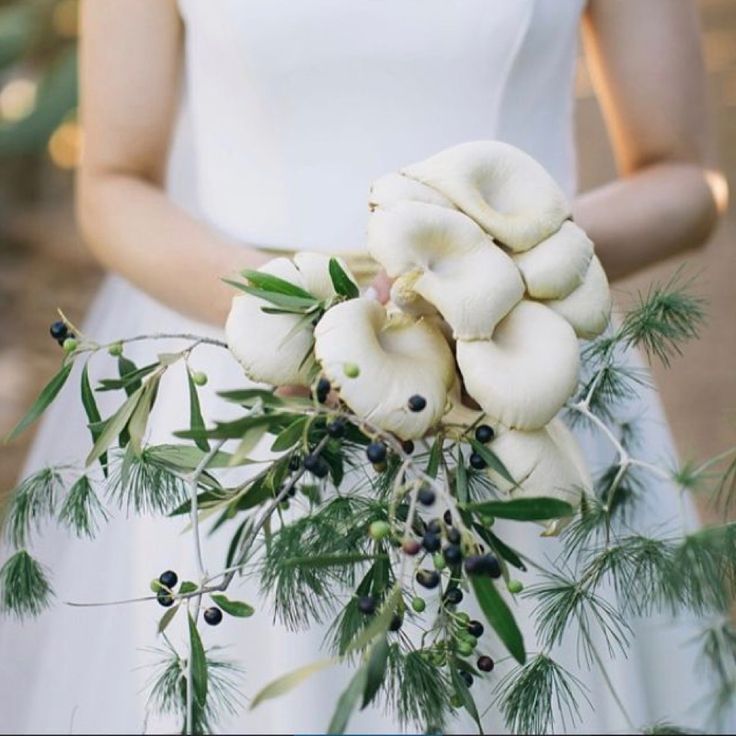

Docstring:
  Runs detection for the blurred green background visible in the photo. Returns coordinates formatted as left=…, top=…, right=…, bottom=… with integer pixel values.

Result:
left=0, top=0, right=734, bottom=499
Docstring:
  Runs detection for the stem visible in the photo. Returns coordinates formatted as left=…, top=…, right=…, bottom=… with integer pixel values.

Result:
left=579, top=623, right=636, bottom=731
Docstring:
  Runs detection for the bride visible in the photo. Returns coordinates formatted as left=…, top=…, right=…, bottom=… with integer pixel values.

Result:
left=0, top=1, right=726, bottom=733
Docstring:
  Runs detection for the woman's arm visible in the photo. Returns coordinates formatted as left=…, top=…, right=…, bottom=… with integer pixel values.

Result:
left=576, top=0, right=727, bottom=281
left=77, top=0, right=268, bottom=326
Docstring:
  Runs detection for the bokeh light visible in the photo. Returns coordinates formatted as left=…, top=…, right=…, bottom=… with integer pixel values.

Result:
left=0, top=77, right=37, bottom=122
left=48, top=118, right=81, bottom=169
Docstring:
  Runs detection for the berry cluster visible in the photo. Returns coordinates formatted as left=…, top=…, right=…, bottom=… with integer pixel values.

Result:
left=154, top=569, right=223, bottom=626
left=49, top=320, right=76, bottom=352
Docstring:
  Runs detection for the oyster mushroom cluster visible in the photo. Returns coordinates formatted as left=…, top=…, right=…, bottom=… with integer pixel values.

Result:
left=225, top=142, right=612, bottom=521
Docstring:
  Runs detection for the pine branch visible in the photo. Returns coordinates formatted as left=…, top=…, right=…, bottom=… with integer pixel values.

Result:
left=526, top=570, right=631, bottom=665
left=618, top=269, right=706, bottom=367
left=58, top=475, right=109, bottom=538
left=493, top=654, right=589, bottom=735
left=3, top=466, right=65, bottom=548
left=0, top=550, right=54, bottom=618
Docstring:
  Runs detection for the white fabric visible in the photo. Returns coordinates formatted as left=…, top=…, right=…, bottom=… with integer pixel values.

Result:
left=0, top=1, right=725, bottom=733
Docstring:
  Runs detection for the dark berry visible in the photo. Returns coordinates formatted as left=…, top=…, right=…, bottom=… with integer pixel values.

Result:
left=203, top=607, right=223, bottom=626
left=416, top=569, right=441, bottom=589
left=303, top=454, right=320, bottom=471
left=313, top=458, right=330, bottom=479
left=422, top=532, right=441, bottom=553
left=401, top=439, right=415, bottom=455
left=443, top=544, right=462, bottom=566
left=447, top=527, right=461, bottom=545
left=469, top=452, right=487, bottom=470
left=477, top=655, right=495, bottom=672
left=407, top=394, right=427, bottom=412
left=460, top=670, right=474, bottom=688
left=443, top=509, right=453, bottom=525
left=465, top=554, right=502, bottom=578
left=418, top=488, right=436, bottom=506
left=426, top=518, right=442, bottom=535
left=482, top=554, right=502, bottom=579
left=389, top=613, right=403, bottom=632
left=467, top=620, right=484, bottom=638
left=366, top=442, right=387, bottom=464
left=304, top=454, right=330, bottom=478
left=49, top=321, right=68, bottom=341
left=316, top=377, right=331, bottom=396
left=158, top=570, right=178, bottom=589
left=287, top=484, right=297, bottom=497
left=402, top=539, right=422, bottom=556
left=474, top=424, right=495, bottom=443
left=157, top=590, right=175, bottom=608
left=357, top=595, right=376, bottom=615
left=326, top=419, right=346, bottom=438
left=288, top=454, right=301, bottom=471
left=444, top=588, right=463, bottom=605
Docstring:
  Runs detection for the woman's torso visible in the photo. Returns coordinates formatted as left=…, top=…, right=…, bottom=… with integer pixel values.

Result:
left=175, top=0, right=585, bottom=252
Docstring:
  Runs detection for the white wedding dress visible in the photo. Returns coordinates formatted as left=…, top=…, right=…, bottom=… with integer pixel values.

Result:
left=0, top=1, right=724, bottom=733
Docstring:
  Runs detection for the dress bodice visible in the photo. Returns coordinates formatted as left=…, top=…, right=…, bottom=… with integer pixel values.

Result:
left=176, top=0, right=585, bottom=252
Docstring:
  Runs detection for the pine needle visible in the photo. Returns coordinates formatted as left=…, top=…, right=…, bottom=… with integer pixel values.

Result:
left=494, top=654, right=589, bottom=735
left=3, top=466, right=65, bottom=548
left=0, top=550, right=54, bottom=618
left=58, top=475, right=110, bottom=538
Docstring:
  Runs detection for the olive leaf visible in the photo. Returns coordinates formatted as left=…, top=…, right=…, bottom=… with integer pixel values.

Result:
left=85, top=385, right=144, bottom=467
left=5, top=361, right=73, bottom=442
left=210, top=594, right=254, bottom=618
left=187, top=613, right=208, bottom=710
left=469, top=438, right=515, bottom=485
left=327, top=666, right=369, bottom=735
left=464, top=497, right=574, bottom=521
left=80, top=363, right=107, bottom=476
left=361, top=635, right=389, bottom=709
left=471, top=576, right=525, bottom=665
left=251, top=658, right=338, bottom=709
left=187, top=370, right=209, bottom=452
left=241, top=269, right=317, bottom=300
left=328, top=257, right=359, bottom=300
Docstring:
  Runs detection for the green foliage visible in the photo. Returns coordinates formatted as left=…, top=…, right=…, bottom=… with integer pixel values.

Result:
left=145, top=646, right=244, bottom=734
left=259, top=497, right=374, bottom=629
left=384, top=645, right=451, bottom=733
left=58, top=475, right=109, bottom=538
left=619, top=270, right=706, bottom=367
left=4, top=466, right=64, bottom=548
left=527, top=570, right=631, bottom=664
left=108, top=449, right=189, bottom=515
left=0, top=550, right=53, bottom=618
left=495, top=654, right=589, bottom=735
left=4, top=362, right=73, bottom=442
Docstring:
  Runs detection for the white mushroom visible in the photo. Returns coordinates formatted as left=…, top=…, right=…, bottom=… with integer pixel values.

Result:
left=512, top=221, right=594, bottom=300
left=369, top=172, right=455, bottom=211
left=456, top=301, right=580, bottom=430
left=401, top=141, right=571, bottom=252
left=225, top=252, right=357, bottom=386
left=485, top=418, right=592, bottom=534
left=367, top=200, right=524, bottom=340
left=313, top=298, right=455, bottom=440
left=544, top=255, right=612, bottom=339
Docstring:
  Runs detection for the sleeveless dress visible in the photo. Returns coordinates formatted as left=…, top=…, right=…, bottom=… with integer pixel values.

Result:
left=0, top=2, right=721, bottom=733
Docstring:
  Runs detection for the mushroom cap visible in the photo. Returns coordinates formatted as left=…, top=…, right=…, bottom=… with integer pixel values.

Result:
left=544, top=255, right=611, bottom=339
left=485, top=418, right=591, bottom=534
left=225, top=252, right=356, bottom=386
left=367, top=201, right=524, bottom=340
left=402, top=141, right=571, bottom=252
left=456, top=301, right=580, bottom=430
left=313, top=298, right=455, bottom=440
left=369, top=172, right=455, bottom=211
left=513, top=221, right=594, bottom=300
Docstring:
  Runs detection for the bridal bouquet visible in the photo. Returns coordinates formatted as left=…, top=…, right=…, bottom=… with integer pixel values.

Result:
left=3, top=142, right=736, bottom=734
